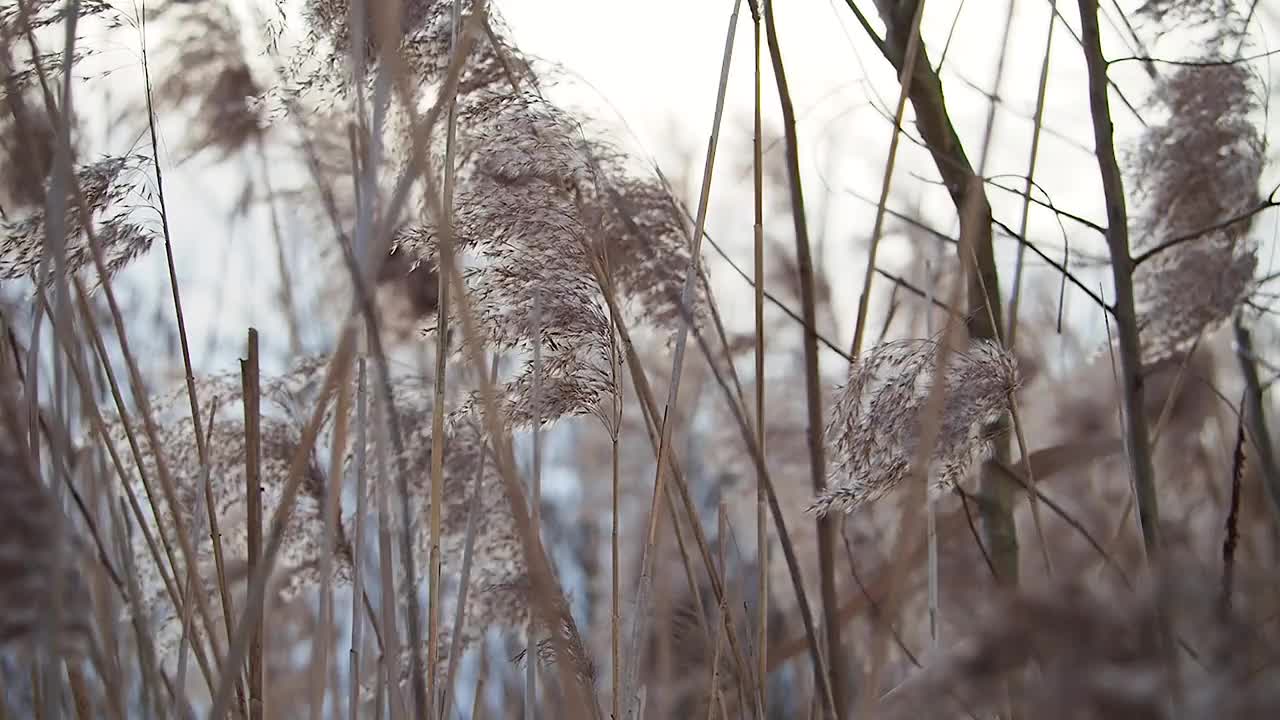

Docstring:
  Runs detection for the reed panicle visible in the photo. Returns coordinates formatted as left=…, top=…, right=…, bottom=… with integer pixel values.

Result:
left=0, top=154, right=156, bottom=288
left=810, top=338, right=1020, bottom=516
left=1129, top=59, right=1263, bottom=364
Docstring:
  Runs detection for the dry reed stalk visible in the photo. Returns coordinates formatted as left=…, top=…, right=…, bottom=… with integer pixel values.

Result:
left=1076, top=0, right=1162, bottom=558
left=68, top=289, right=220, bottom=691
left=525, top=289, right=545, bottom=718
left=428, top=0, right=463, bottom=712
left=21, top=20, right=231, bottom=688
left=622, top=2, right=743, bottom=715
left=373, top=386, right=406, bottom=720
left=312, top=349, right=354, bottom=719
left=348, top=358, right=368, bottom=720
left=1005, top=0, right=1058, bottom=348
left=683, top=286, right=848, bottom=719
left=242, top=329, right=265, bottom=720
left=748, top=0, right=768, bottom=713
left=440, top=357, right=499, bottom=715
left=759, top=3, right=842, bottom=714
left=845, top=0, right=927, bottom=362
left=587, top=247, right=821, bottom=715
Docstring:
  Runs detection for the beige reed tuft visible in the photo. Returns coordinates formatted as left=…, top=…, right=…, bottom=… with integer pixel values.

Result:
left=810, top=338, right=1020, bottom=516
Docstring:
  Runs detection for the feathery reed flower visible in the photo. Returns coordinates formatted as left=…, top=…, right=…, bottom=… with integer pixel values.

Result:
left=1128, top=61, right=1263, bottom=365
left=0, top=154, right=156, bottom=288
left=109, top=402, right=346, bottom=660
left=810, top=338, right=1019, bottom=516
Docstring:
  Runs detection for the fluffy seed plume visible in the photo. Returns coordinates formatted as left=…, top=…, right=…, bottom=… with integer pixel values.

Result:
left=394, top=89, right=705, bottom=428
left=108, top=395, right=349, bottom=661
left=0, top=154, right=156, bottom=288
left=1129, top=61, right=1264, bottom=365
left=809, top=338, right=1019, bottom=516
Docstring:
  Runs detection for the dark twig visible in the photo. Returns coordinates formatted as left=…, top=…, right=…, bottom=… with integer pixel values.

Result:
left=1221, top=392, right=1246, bottom=615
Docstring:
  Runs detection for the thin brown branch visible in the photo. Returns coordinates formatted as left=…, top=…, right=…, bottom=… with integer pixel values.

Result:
left=1076, top=0, right=1162, bottom=558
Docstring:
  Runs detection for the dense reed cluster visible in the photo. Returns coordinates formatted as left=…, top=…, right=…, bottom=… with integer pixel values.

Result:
left=1, top=0, right=1279, bottom=717
left=0, top=355, right=89, bottom=654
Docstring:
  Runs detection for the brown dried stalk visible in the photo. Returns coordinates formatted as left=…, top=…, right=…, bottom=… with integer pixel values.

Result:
left=1077, top=0, right=1162, bottom=557
left=760, top=2, right=843, bottom=713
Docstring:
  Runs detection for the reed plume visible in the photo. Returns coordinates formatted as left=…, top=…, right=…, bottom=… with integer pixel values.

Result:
left=0, top=154, right=156, bottom=287
left=1127, top=16, right=1263, bottom=365
left=810, top=338, right=1020, bottom=516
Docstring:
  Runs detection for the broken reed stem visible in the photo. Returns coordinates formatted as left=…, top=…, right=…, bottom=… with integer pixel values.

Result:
left=242, top=327, right=264, bottom=720
left=1076, top=0, right=1161, bottom=559
left=207, top=327, right=360, bottom=718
